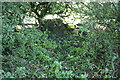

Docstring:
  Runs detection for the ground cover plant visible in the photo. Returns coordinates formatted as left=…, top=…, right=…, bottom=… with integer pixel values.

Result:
left=1, top=2, right=120, bottom=78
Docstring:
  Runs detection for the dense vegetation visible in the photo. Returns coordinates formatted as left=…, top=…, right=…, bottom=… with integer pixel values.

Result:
left=1, top=2, right=120, bottom=78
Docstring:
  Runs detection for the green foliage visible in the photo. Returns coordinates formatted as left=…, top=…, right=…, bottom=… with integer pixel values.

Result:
left=2, top=25, right=119, bottom=78
left=2, top=2, right=119, bottom=79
